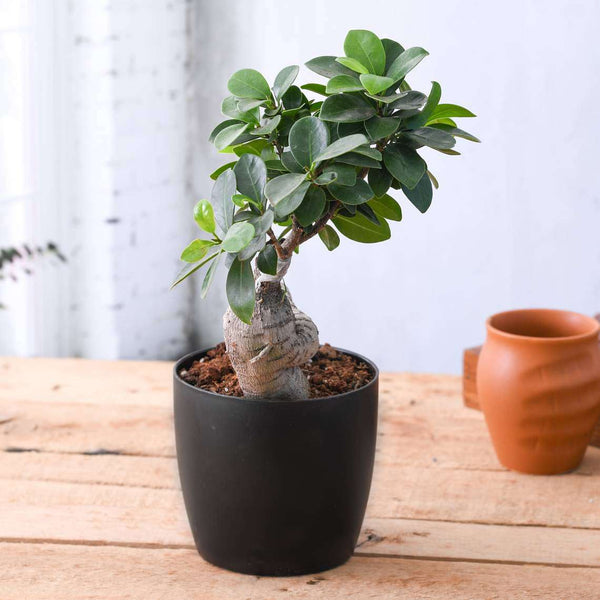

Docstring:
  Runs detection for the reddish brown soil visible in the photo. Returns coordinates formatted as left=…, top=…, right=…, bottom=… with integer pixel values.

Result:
left=179, top=342, right=374, bottom=399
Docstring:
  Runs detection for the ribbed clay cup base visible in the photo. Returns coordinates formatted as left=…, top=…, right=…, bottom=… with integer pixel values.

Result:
left=173, top=347, right=379, bottom=576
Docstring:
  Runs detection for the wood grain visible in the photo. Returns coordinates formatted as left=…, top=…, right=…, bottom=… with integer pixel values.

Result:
left=3, top=542, right=599, bottom=600
left=2, top=356, right=600, bottom=598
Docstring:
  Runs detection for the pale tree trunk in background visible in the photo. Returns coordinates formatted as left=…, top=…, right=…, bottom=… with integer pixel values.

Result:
left=223, top=257, right=319, bottom=400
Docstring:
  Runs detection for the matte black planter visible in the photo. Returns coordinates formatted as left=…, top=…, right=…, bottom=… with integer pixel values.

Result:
left=173, top=347, right=378, bottom=576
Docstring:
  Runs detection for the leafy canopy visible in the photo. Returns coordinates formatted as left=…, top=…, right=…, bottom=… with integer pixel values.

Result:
left=174, top=30, right=479, bottom=323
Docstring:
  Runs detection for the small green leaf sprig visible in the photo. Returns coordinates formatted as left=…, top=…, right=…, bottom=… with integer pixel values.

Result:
left=174, top=30, right=479, bottom=323
left=0, top=242, right=66, bottom=309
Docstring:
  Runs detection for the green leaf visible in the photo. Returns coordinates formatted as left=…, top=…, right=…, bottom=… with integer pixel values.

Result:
left=248, top=208, right=275, bottom=235
left=336, top=153, right=382, bottom=169
left=222, top=221, right=256, bottom=253
left=210, top=161, right=237, bottom=180
left=318, top=225, right=340, bottom=251
left=221, top=96, right=259, bottom=123
left=233, top=139, right=270, bottom=157
left=360, top=74, right=394, bottom=95
left=429, top=124, right=481, bottom=143
left=406, top=81, right=441, bottom=128
left=428, top=170, right=439, bottom=189
left=300, top=83, right=328, bottom=96
left=236, top=98, right=266, bottom=112
left=256, top=244, right=278, bottom=275
left=357, top=203, right=381, bottom=225
left=295, top=185, right=326, bottom=226
left=427, top=103, right=476, bottom=121
left=353, top=145, right=382, bottom=161
left=171, top=251, right=220, bottom=288
left=250, top=115, right=281, bottom=136
left=368, top=194, right=402, bottom=221
left=403, top=127, right=456, bottom=150
left=211, top=169, right=236, bottom=235
left=226, top=257, right=255, bottom=324
left=314, top=171, right=337, bottom=185
left=325, top=75, right=363, bottom=94
left=426, top=117, right=457, bottom=127
left=333, top=212, right=391, bottom=243
left=281, top=86, right=304, bottom=110
left=180, top=239, right=213, bottom=262
left=265, top=173, right=307, bottom=204
left=273, top=65, right=299, bottom=100
left=227, top=68, right=271, bottom=100
left=281, top=151, right=305, bottom=173
left=266, top=163, right=286, bottom=177
left=274, top=181, right=310, bottom=220
left=368, top=168, right=392, bottom=197
left=436, top=148, right=461, bottom=155
left=289, top=116, right=329, bottom=168
left=402, top=172, right=433, bottom=213
left=201, top=253, right=221, bottom=299
left=237, top=210, right=274, bottom=261
left=386, top=47, right=429, bottom=83
left=381, top=38, right=405, bottom=72
left=193, top=199, right=216, bottom=234
left=231, top=194, right=249, bottom=208
left=314, top=133, right=369, bottom=163
left=365, top=116, right=399, bottom=141
left=343, top=30, right=386, bottom=75
left=335, top=56, right=369, bottom=75
left=329, top=179, right=374, bottom=205
left=383, top=145, right=426, bottom=189
left=214, top=123, right=249, bottom=151
left=233, top=154, right=267, bottom=204
left=305, top=56, right=355, bottom=78
left=320, top=163, right=356, bottom=187
left=389, top=91, right=427, bottom=110
left=209, top=119, right=243, bottom=143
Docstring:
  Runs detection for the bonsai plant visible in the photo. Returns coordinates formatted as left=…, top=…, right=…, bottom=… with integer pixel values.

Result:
left=173, top=29, right=478, bottom=576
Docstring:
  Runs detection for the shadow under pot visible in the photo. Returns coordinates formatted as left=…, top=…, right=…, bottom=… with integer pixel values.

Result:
left=173, top=347, right=379, bottom=576
left=477, top=309, right=600, bottom=475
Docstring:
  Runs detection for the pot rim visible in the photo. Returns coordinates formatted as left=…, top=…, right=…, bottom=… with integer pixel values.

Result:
left=486, top=308, right=600, bottom=344
left=173, top=345, right=379, bottom=404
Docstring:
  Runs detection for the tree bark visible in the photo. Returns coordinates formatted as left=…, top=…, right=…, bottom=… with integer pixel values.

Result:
left=223, top=257, right=319, bottom=400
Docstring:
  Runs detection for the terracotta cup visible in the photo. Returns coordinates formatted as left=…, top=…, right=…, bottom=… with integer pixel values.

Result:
left=478, top=309, right=600, bottom=474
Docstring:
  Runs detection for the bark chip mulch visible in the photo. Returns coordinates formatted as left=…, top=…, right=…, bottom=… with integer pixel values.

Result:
left=179, top=342, right=374, bottom=399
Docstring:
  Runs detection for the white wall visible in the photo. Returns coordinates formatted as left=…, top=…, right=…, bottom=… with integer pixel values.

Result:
left=5, top=0, right=599, bottom=373
left=190, top=0, right=600, bottom=373
left=56, top=0, right=192, bottom=360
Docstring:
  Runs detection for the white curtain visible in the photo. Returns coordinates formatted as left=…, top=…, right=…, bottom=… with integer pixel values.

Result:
left=1, top=0, right=199, bottom=360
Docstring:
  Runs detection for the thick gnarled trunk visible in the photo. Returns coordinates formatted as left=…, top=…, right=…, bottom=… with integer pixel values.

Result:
left=223, top=258, right=319, bottom=401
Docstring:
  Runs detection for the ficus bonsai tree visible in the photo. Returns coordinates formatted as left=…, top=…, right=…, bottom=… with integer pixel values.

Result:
left=174, top=29, right=478, bottom=400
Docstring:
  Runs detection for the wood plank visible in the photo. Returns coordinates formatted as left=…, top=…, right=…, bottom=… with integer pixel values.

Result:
left=3, top=392, right=600, bottom=475
left=2, top=484, right=599, bottom=568
left=0, top=356, right=460, bottom=410
left=368, top=461, right=600, bottom=528
left=0, top=356, right=172, bottom=407
left=0, top=400, right=175, bottom=456
left=2, top=542, right=599, bottom=600
left=1, top=452, right=178, bottom=489
left=2, top=476, right=600, bottom=565
left=359, top=517, right=600, bottom=568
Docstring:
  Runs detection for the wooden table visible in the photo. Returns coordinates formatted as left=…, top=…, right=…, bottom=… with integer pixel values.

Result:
left=1, top=357, right=599, bottom=599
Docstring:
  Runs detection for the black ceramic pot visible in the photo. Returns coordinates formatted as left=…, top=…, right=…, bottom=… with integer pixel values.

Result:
left=173, top=346, right=378, bottom=576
